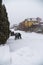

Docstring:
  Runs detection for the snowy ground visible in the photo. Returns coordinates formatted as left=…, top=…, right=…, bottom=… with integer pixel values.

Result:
left=0, top=30, right=43, bottom=65
left=0, top=45, right=11, bottom=65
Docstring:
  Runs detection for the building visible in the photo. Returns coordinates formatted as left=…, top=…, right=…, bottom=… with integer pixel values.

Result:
left=18, top=17, right=42, bottom=31
left=22, top=17, right=41, bottom=27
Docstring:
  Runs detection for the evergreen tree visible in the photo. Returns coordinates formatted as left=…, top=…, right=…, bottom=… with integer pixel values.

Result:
left=0, top=0, right=2, bottom=4
left=0, top=0, right=10, bottom=44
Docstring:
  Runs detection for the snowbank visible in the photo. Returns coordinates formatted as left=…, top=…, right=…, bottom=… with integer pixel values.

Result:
left=0, top=45, right=11, bottom=65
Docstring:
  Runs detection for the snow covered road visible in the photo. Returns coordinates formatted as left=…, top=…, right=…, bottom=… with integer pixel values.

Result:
left=0, top=31, right=43, bottom=65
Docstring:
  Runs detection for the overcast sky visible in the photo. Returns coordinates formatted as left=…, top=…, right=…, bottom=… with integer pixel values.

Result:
left=3, top=0, right=43, bottom=26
